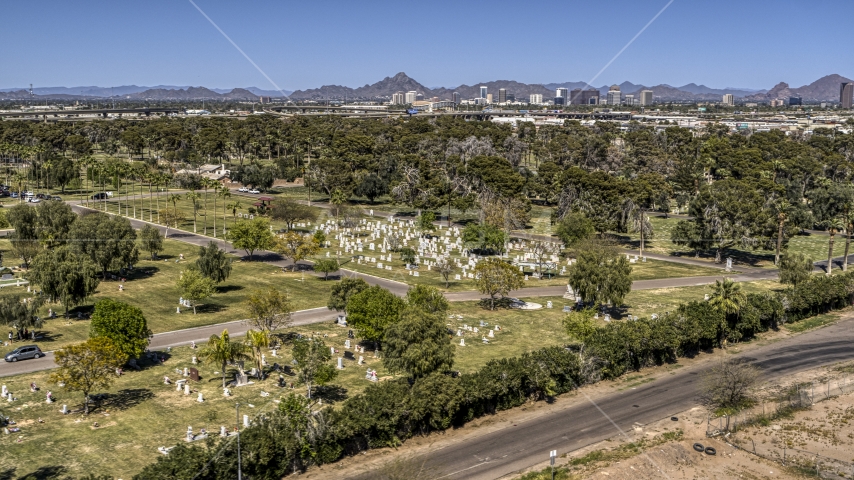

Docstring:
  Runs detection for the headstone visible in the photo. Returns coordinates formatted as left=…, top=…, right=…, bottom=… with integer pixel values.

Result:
left=187, top=426, right=193, bottom=442
left=184, top=383, right=191, bottom=395
left=1, top=385, right=6, bottom=397
left=459, top=338, right=466, bottom=346
left=183, top=367, right=189, bottom=377
left=456, top=329, right=462, bottom=336
left=547, top=301, right=553, bottom=309
left=191, top=356, right=197, bottom=364
left=223, top=388, right=231, bottom=397
left=197, top=392, right=204, bottom=403
left=60, top=404, right=68, bottom=414
left=46, top=391, right=53, bottom=403
left=726, top=257, right=733, bottom=272
left=262, top=354, right=267, bottom=366
left=337, top=357, right=344, bottom=370
left=358, top=355, right=364, bottom=365
left=189, top=368, right=200, bottom=382
left=220, top=426, right=227, bottom=437
left=704, top=294, right=710, bottom=301
left=243, top=415, right=250, bottom=427
left=344, top=351, right=355, bottom=360
left=488, top=329, right=494, bottom=338
left=344, top=339, right=351, bottom=349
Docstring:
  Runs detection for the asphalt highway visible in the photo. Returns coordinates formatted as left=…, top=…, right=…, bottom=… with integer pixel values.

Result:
left=347, top=314, right=854, bottom=480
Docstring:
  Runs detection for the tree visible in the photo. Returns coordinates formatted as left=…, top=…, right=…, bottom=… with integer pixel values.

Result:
left=823, top=218, right=845, bottom=276
left=274, top=231, right=320, bottom=269
left=346, top=285, right=407, bottom=348
left=355, top=173, right=388, bottom=204
left=383, top=307, right=454, bottom=379
left=623, top=198, right=653, bottom=258
left=555, top=212, right=595, bottom=248
left=416, top=212, right=436, bottom=235
left=473, top=258, right=524, bottom=310
left=567, top=241, right=632, bottom=307
left=176, top=266, right=216, bottom=314
left=399, top=247, right=416, bottom=266
left=709, top=277, right=747, bottom=346
left=327, top=277, right=369, bottom=311
left=186, top=191, right=201, bottom=233
left=50, top=337, right=127, bottom=414
left=7, top=204, right=40, bottom=269
left=168, top=193, right=183, bottom=226
left=528, top=240, right=561, bottom=279
left=462, top=223, right=507, bottom=254
left=778, top=252, right=813, bottom=292
left=228, top=217, right=274, bottom=261
left=245, top=329, right=271, bottom=381
left=314, top=258, right=339, bottom=280
left=33, top=200, right=77, bottom=248
left=0, top=295, right=45, bottom=332
left=435, top=257, right=456, bottom=288
left=245, top=287, right=293, bottom=332
left=89, top=299, right=151, bottom=360
left=138, top=224, right=163, bottom=260
left=270, top=198, right=318, bottom=231
left=28, top=247, right=100, bottom=315
left=699, top=359, right=760, bottom=413
left=70, top=213, right=139, bottom=279
left=292, top=336, right=337, bottom=399
left=405, top=285, right=449, bottom=315
left=199, top=329, right=250, bottom=388
left=330, top=189, right=348, bottom=226
left=196, top=241, right=232, bottom=283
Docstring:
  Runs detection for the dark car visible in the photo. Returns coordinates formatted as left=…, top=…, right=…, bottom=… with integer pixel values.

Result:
left=92, top=192, right=108, bottom=200
left=50, top=196, right=62, bottom=201
left=4, top=345, right=44, bottom=362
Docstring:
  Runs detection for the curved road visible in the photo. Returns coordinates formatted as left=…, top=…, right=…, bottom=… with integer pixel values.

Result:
left=346, top=314, right=854, bottom=480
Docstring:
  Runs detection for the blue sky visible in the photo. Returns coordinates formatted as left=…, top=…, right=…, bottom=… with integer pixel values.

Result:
left=2, top=0, right=851, bottom=91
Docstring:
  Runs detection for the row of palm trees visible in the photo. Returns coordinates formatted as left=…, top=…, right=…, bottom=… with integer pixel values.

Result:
left=163, top=182, right=245, bottom=237
left=201, top=329, right=270, bottom=388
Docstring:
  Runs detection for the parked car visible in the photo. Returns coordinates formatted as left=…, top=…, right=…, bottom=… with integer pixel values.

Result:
left=50, top=196, right=62, bottom=201
left=4, top=345, right=44, bottom=362
left=92, top=192, right=108, bottom=200
left=27, top=197, right=41, bottom=203
left=237, top=187, right=248, bottom=192
left=10, top=192, right=18, bottom=198
left=248, top=189, right=260, bottom=194
left=23, top=191, right=34, bottom=197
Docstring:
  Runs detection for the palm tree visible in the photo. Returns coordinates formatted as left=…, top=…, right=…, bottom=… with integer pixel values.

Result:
left=186, top=191, right=201, bottom=233
left=168, top=193, right=183, bottom=228
left=245, top=329, right=270, bottom=381
left=771, top=199, right=790, bottom=266
left=623, top=198, right=653, bottom=258
left=200, top=177, right=217, bottom=236
left=227, top=199, right=243, bottom=223
left=219, top=189, right=233, bottom=236
left=709, top=277, right=747, bottom=347
left=199, top=330, right=250, bottom=388
left=823, top=218, right=845, bottom=276
left=331, top=189, right=347, bottom=226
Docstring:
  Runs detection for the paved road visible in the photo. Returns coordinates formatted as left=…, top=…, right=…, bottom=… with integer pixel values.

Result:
left=348, top=314, right=854, bottom=480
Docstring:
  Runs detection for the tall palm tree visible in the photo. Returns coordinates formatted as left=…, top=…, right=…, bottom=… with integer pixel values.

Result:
left=200, top=177, right=217, bottom=235
left=709, top=277, right=747, bottom=347
left=219, top=189, right=232, bottom=237
left=186, top=191, right=201, bottom=233
left=623, top=198, right=653, bottom=258
left=168, top=193, right=183, bottom=228
left=823, top=218, right=845, bottom=276
left=199, top=330, right=250, bottom=388
left=771, top=199, right=790, bottom=266
left=245, top=329, right=270, bottom=381
left=227, top=199, right=243, bottom=223
left=331, top=189, right=347, bottom=226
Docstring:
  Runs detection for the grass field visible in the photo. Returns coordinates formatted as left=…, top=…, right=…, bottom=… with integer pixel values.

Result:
left=0, top=239, right=334, bottom=358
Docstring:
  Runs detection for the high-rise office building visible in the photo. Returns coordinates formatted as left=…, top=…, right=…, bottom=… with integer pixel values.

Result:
left=606, top=85, right=621, bottom=105
left=480, top=86, right=488, bottom=99
left=556, top=88, right=569, bottom=100
left=486, top=93, right=493, bottom=104
left=722, top=94, right=734, bottom=106
left=841, top=82, right=854, bottom=109
left=624, top=94, right=635, bottom=106
left=529, top=94, right=543, bottom=104
left=404, top=91, right=417, bottom=104
left=640, top=90, right=653, bottom=106
left=554, top=96, right=565, bottom=106
left=452, top=92, right=461, bottom=105
left=391, top=92, right=405, bottom=105
left=788, top=96, right=802, bottom=106
left=570, top=88, right=599, bottom=105
left=506, top=93, right=515, bottom=102
left=498, top=88, right=507, bottom=103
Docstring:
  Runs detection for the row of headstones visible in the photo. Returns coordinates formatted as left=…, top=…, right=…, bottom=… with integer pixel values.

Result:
left=186, top=416, right=250, bottom=441
left=2, top=385, right=53, bottom=404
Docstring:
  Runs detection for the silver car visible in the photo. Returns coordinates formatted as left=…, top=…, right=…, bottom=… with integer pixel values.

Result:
left=4, top=345, right=44, bottom=362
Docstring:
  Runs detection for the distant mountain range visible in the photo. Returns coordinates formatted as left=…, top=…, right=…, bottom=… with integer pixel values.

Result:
left=1, top=73, right=850, bottom=103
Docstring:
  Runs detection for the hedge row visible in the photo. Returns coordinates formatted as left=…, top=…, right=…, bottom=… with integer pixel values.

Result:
left=135, top=273, right=854, bottom=479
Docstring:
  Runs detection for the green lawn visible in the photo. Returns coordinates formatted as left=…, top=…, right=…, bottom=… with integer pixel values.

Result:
left=0, top=239, right=334, bottom=358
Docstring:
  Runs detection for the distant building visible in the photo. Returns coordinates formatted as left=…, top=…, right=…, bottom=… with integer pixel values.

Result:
left=452, top=92, right=460, bottom=105
left=769, top=99, right=784, bottom=107
left=391, top=92, right=405, bottom=105
left=554, top=96, right=565, bottom=106
left=639, top=90, right=653, bottom=106
left=498, top=88, right=507, bottom=103
left=788, top=96, right=802, bottom=106
left=606, top=85, right=621, bottom=105
left=624, top=94, right=635, bottom=106
left=258, top=96, right=272, bottom=104
left=570, top=88, right=599, bottom=105
left=506, top=93, right=515, bottom=102
left=722, top=94, right=734, bottom=106
left=480, top=86, right=488, bottom=99
left=416, top=93, right=424, bottom=101
left=486, top=93, right=493, bottom=103
left=405, top=91, right=417, bottom=104
left=529, top=94, right=543, bottom=104
left=556, top=88, right=569, bottom=100
left=841, top=82, right=854, bottom=109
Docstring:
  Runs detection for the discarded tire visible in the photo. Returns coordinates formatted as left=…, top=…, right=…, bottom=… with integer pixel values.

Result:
left=693, top=443, right=705, bottom=452
left=670, top=416, right=678, bottom=421
left=705, top=447, right=716, bottom=456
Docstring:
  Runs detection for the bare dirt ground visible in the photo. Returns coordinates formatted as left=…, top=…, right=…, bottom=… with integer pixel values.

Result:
left=516, top=360, right=854, bottom=480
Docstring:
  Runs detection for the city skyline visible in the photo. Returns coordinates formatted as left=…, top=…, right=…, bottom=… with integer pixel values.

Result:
left=2, top=0, right=852, bottom=92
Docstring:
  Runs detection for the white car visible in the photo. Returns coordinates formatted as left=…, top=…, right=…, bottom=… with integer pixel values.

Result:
left=28, top=197, right=41, bottom=203
left=248, top=189, right=260, bottom=194
left=237, top=187, right=248, bottom=193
